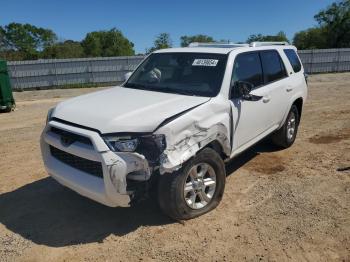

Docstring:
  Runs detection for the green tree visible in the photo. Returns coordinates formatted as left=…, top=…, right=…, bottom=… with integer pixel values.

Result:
left=0, top=23, right=57, bottom=60
left=293, top=0, right=349, bottom=49
left=82, top=28, right=135, bottom=57
left=41, top=40, right=85, bottom=59
left=146, top=33, right=172, bottom=53
left=314, top=0, right=350, bottom=48
left=246, top=31, right=289, bottom=43
left=0, top=26, right=7, bottom=52
left=180, top=34, right=215, bottom=47
left=293, top=27, right=328, bottom=49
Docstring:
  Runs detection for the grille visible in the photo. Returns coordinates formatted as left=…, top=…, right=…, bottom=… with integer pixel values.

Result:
left=50, top=127, right=92, bottom=146
left=50, top=146, right=103, bottom=178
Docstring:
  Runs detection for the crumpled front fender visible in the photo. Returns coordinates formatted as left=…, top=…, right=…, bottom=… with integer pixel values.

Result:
left=155, top=96, right=232, bottom=174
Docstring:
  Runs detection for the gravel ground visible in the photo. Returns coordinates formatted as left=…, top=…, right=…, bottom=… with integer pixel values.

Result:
left=0, top=73, right=349, bottom=262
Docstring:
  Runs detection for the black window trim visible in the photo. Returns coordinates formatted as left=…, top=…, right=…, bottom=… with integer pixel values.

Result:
left=230, top=49, right=289, bottom=99
left=283, top=48, right=302, bottom=73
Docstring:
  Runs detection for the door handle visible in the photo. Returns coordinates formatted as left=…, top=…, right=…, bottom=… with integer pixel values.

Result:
left=262, top=96, right=270, bottom=103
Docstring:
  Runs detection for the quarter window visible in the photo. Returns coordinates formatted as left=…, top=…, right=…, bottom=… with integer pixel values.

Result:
left=284, top=49, right=302, bottom=73
left=232, top=52, right=263, bottom=88
left=260, top=50, right=287, bottom=83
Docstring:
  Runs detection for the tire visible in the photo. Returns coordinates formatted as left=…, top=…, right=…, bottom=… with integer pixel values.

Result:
left=158, top=148, right=226, bottom=220
left=0, top=107, right=12, bottom=113
left=271, top=104, right=300, bottom=148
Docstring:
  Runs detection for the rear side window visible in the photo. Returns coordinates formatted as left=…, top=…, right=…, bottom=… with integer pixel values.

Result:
left=232, top=52, right=263, bottom=88
left=284, top=49, right=302, bottom=73
left=260, top=50, right=287, bottom=83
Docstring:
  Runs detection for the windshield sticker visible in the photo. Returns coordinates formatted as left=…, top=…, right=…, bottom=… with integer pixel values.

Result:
left=192, top=59, right=219, bottom=67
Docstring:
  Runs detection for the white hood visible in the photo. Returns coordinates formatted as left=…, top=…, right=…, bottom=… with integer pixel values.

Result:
left=53, top=86, right=210, bottom=134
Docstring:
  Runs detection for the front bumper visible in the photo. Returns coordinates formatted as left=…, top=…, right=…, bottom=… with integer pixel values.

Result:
left=40, top=120, right=150, bottom=207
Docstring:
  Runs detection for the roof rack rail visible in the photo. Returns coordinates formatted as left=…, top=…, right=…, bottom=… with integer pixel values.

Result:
left=249, top=41, right=289, bottom=47
left=188, top=42, right=249, bottom=48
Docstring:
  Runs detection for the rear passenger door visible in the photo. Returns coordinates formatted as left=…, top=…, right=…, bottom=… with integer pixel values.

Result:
left=259, top=50, right=290, bottom=127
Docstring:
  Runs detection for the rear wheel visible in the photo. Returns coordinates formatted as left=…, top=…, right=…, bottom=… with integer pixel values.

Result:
left=271, top=105, right=299, bottom=148
left=158, top=148, right=225, bottom=220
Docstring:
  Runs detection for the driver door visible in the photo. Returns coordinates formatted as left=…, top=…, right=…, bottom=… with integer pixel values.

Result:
left=230, top=51, right=275, bottom=150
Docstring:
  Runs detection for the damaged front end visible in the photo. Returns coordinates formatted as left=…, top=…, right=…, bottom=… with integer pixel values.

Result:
left=41, top=96, right=232, bottom=208
left=119, top=97, right=232, bottom=189
left=102, top=134, right=167, bottom=203
left=155, top=97, right=232, bottom=174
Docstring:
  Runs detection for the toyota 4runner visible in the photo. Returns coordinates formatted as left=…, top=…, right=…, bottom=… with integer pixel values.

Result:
left=41, top=42, right=307, bottom=220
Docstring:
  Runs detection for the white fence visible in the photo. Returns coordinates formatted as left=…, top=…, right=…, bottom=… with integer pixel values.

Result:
left=7, top=56, right=144, bottom=90
left=6, top=48, right=350, bottom=90
left=298, top=48, right=350, bottom=74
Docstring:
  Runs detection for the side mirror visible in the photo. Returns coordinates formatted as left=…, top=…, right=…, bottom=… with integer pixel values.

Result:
left=235, top=81, right=253, bottom=99
left=304, top=73, right=308, bottom=84
left=124, top=72, right=132, bottom=81
left=233, top=81, right=262, bottom=101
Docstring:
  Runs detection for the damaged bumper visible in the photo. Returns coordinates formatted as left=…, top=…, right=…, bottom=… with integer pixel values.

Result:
left=40, top=120, right=150, bottom=207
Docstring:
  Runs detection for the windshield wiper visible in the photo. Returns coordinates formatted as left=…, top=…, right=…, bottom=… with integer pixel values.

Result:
left=148, top=86, right=196, bottom=96
left=123, top=82, right=149, bottom=90
left=124, top=83, right=197, bottom=96
left=171, top=89, right=196, bottom=96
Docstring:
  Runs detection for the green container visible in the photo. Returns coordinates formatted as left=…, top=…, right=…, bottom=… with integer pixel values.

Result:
left=0, top=60, right=15, bottom=112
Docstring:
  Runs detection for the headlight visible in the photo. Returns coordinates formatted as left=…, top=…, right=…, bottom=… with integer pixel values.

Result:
left=46, top=107, right=55, bottom=123
left=102, top=134, right=166, bottom=155
left=103, top=136, right=139, bottom=152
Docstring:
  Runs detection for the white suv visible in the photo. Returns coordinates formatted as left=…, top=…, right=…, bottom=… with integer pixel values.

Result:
left=41, top=42, right=307, bottom=220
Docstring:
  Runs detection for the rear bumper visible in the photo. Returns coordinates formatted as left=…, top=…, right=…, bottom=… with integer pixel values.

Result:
left=40, top=120, right=149, bottom=207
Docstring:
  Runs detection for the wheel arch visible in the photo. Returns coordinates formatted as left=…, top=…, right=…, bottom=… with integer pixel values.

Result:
left=280, top=96, right=304, bottom=128
left=203, top=140, right=229, bottom=160
left=176, top=139, right=229, bottom=168
left=292, top=97, right=303, bottom=123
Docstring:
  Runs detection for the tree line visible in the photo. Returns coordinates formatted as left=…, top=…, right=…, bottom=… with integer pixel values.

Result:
left=0, top=25, right=135, bottom=60
left=0, top=0, right=348, bottom=61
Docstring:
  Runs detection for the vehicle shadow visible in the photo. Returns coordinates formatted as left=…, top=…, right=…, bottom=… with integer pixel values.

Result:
left=225, top=139, right=282, bottom=176
left=0, top=139, right=281, bottom=248
left=0, top=177, right=172, bottom=247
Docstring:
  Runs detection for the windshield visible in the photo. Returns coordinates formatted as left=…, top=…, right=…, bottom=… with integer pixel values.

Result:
left=124, top=52, right=228, bottom=97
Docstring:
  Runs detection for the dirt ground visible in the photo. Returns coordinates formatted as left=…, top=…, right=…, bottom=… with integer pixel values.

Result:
left=0, top=73, right=349, bottom=262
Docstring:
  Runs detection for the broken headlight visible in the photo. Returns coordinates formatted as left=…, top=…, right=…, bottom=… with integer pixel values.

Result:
left=102, top=134, right=167, bottom=160
left=103, top=136, right=139, bottom=152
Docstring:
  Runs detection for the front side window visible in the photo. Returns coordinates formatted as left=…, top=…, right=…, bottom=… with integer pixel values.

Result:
left=231, top=52, right=263, bottom=88
left=260, top=50, right=287, bottom=83
left=124, top=52, right=228, bottom=97
left=284, top=49, right=302, bottom=73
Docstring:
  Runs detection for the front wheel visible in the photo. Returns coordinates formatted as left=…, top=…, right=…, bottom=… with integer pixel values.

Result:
left=158, top=148, right=226, bottom=220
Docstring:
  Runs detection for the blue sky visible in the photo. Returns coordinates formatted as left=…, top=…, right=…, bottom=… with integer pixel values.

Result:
left=2, top=0, right=334, bottom=53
